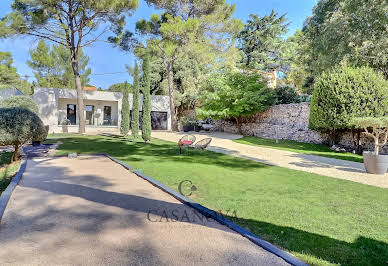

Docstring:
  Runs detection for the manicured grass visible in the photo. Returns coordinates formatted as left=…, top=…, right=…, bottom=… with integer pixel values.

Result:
left=235, top=136, right=364, bottom=163
left=0, top=152, right=21, bottom=195
left=55, top=134, right=387, bottom=266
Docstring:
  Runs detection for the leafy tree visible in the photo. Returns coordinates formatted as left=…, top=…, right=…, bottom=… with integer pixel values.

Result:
left=120, top=82, right=130, bottom=136
left=0, top=51, right=32, bottom=94
left=108, top=82, right=132, bottom=93
left=131, top=63, right=140, bottom=139
left=129, top=0, right=242, bottom=131
left=1, top=0, right=139, bottom=133
left=0, top=51, right=19, bottom=85
left=282, top=30, right=314, bottom=94
left=0, top=95, right=39, bottom=114
left=28, top=40, right=91, bottom=89
left=0, top=108, right=47, bottom=161
left=274, top=86, right=301, bottom=105
left=141, top=51, right=151, bottom=142
left=198, top=72, right=275, bottom=133
left=238, top=11, right=289, bottom=72
left=304, top=0, right=388, bottom=78
left=309, top=64, right=388, bottom=145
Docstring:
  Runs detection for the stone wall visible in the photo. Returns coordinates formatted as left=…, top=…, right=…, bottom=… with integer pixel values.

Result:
left=214, top=102, right=387, bottom=153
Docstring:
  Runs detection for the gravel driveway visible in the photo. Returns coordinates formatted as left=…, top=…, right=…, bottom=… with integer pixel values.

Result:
left=0, top=155, right=289, bottom=265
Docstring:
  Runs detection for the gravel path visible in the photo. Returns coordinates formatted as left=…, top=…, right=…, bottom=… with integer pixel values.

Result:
left=0, top=155, right=288, bottom=265
left=152, top=131, right=388, bottom=188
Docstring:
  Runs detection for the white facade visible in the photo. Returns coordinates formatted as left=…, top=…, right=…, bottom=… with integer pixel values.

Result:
left=32, top=88, right=171, bottom=133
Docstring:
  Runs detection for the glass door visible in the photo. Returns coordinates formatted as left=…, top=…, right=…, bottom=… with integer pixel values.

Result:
left=85, top=105, right=94, bottom=125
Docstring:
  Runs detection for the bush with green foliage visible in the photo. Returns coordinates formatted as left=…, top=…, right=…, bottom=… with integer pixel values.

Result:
left=352, top=117, right=388, bottom=155
left=275, top=86, right=303, bottom=104
left=131, top=63, right=140, bottom=139
left=0, top=108, right=47, bottom=161
left=0, top=95, right=39, bottom=114
left=309, top=65, right=388, bottom=140
left=120, top=82, right=130, bottom=136
left=141, top=51, right=151, bottom=143
left=198, top=72, right=275, bottom=132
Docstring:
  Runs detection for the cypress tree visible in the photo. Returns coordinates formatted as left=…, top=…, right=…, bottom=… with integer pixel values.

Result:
left=131, top=63, right=140, bottom=139
left=142, top=50, right=152, bottom=143
left=120, top=81, right=130, bottom=136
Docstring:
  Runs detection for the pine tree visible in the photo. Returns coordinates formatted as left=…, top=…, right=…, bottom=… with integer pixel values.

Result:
left=131, top=63, right=140, bottom=139
left=120, top=81, right=130, bottom=136
left=142, top=51, right=152, bottom=143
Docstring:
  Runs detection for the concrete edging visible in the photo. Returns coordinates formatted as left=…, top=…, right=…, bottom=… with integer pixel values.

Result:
left=0, top=159, right=27, bottom=222
left=104, top=154, right=307, bottom=266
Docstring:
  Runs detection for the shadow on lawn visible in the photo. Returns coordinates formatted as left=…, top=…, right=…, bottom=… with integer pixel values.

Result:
left=227, top=216, right=387, bottom=265
left=58, top=135, right=269, bottom=170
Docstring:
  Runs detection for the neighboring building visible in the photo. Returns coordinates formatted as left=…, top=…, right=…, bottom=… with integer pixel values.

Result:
left=0, top=88, right=24, bottom=100
left=28, top=88, right=171, bottom=133
left=83, top=86, right=98, bottom=91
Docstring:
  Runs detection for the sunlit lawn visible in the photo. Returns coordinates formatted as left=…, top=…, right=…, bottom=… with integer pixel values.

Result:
left=53, top=134, right=387, bottom=266
left=235, top=136, right=364, bottom=163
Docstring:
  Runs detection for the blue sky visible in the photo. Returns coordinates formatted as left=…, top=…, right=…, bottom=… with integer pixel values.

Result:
left=0, top=0, right=317, bottom=90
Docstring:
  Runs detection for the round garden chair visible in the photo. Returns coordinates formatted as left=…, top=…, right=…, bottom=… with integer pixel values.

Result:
left=193, top=138, right=212, bottom=150
left=178, top=135, right=196, bottom=154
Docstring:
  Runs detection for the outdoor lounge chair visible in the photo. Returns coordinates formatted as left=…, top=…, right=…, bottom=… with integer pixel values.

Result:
left=178, top=135, right=196, bottom=154
left=193, top=138, right=212, bottom=150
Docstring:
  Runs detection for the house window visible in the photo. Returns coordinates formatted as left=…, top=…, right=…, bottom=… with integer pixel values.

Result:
left=67, top=104, right=76, bottom=125
left=85, top=105, right=94, bottom=125
left=103, top=106, right=112, bottom=125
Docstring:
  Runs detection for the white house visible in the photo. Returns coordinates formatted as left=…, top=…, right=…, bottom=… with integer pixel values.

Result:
left=1, top=87, right=171, bottom=133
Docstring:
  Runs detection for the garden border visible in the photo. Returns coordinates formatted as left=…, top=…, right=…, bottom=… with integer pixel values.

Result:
left=0, top=159, right=27, bottom=222
left=104, top=154, right=307, bottom=266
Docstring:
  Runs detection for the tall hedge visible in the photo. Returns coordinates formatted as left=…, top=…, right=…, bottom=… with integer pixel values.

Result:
left=0, top=95, right=39, bottom=114
left=120, top=81, right=130, bottom=136
left=309, top=65, right=388, bottom=135
left=141, top=51, right=151, bottom=143
left=131, top=63, right=140, bottom=139
left=0, top=108, right=47, bottom=161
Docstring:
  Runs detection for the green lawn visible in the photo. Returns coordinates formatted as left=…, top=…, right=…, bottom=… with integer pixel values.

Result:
left=54, top=134, right=387, bottom=266
left=0, top=151, right=21, bottom=195
left=234, top=136, right=364, bottom=163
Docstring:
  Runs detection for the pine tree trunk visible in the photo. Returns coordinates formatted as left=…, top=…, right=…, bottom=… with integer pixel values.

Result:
left=11, top=144, right=19, bottom=162
left=167, top=61, right=178, bottom=131
left=71, top=56, right=85, bottom=134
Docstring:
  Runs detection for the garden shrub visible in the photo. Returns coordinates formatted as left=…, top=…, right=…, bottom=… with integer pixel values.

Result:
left=0, top=108, right=47, bottom=161
left=120, top=82, right=130, bottom=136
left=131, top=63, right=140, bottom=139
left=142, top=51, right=151, bottom=143
left=275, top=86, right=302, bottom=104
left=309, top=64, right=388, bottom=144
left=198, top=72, right=275, bottom=132
left=0, top=95, right=39, bottom=114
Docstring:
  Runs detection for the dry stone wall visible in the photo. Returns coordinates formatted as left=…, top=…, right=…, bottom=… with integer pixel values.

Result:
left=213, top=102, right=388, bottom=153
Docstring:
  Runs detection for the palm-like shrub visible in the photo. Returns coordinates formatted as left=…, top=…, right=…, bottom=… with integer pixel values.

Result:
left=0, top=108, right=47, bottom=161
left=0, top=95, right=39, bottom=114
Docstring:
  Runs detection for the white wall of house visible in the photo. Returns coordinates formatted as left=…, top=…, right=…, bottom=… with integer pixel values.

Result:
left=32, top=88, right=171, bottom=133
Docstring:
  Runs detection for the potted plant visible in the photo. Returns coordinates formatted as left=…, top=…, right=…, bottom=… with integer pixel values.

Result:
left=193, top=120, right=201, bottom=132
left=180, top=117, right=192, bottom=132
left=352, top=117, right=388, bottom=175
left=61, top=119, right=70, bottom=133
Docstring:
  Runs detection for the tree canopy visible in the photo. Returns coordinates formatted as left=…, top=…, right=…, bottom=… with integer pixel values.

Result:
left=0, top=0, right=139, bottom=133
left=0, top=51, right=32, bottom=94
left=28, top=40, right=91, bottom=89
